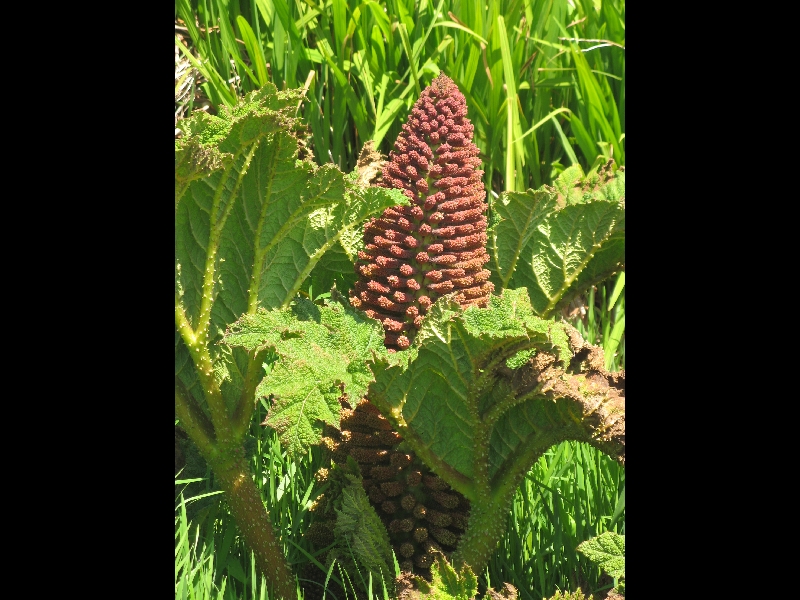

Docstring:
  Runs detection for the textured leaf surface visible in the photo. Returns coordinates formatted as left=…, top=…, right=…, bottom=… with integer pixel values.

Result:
left=369, top=288, right=572, bottom=482
left=410, top=554, right=478, bottom=600
left=305, top=185, right=399, bottom=298
left=576, top=531, right=625, bottom=580
left=223, top=296, right=390, bottom=458
left=175, top=85, right=405, bottom=410
left=489, top=163, right=625, bottom=316
left=305, top=241, right=359, bottom=300
left=333, top=474, right=396, bottom=585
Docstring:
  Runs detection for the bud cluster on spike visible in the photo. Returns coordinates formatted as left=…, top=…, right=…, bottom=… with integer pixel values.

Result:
left=309, top=77, right=490, bottom=582
left=350, top=74, right=494, bottom=351
left=320, top=397, right=471, bottom=576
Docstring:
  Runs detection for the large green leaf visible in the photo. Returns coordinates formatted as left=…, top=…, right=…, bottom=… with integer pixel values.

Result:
left=175, top=85, right=406, bottom=411
left=489, top=163, right=625, bottom=316
left=369, top=288, right=573, bottom=483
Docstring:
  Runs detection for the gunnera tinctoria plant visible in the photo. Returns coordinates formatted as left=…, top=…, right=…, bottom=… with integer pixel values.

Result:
left=350, top=73, right=494, bottom=351
left=313, top=74, right=493, bottom=578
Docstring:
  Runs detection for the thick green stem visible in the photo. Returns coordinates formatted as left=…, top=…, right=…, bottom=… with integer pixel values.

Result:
left=451, top=495, right=514, bottom=576
left=176, top=344, right=296, bottom=596
left=208, top=451, right=297, bottom=600
left=175, top=385, right=217, bottom=459
left=176, top=305, right=236, bottom=447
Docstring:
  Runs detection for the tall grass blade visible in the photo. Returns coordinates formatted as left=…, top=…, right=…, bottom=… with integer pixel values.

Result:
left=175, top=36, right=238, bottom=108
left=397, top=22, right=422, bottom=97
left=432, top=20, right=488, bottom=45
left=332, top=0, right=348, bottom=52
left=513, top=107, right=572, bottom=144
left=607, top=270, right=625, bottom=311
left=236, top=15, right=269, bottom=87
left=609, top=485, right=625, bottom=529
left=604, top=313, right=625, bottom=371
left=550, top=114, right=580, bottom=167
left=496, top=15, right=522, bottom=192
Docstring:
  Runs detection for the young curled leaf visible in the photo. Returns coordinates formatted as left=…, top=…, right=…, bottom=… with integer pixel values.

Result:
left=223, top=295, right=391, bottom=458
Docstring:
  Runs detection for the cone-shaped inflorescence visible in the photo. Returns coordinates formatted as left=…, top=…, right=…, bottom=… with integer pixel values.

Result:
left=350, top=74, right=494, bottom=351
left=314, top=75, right=490, bottom=580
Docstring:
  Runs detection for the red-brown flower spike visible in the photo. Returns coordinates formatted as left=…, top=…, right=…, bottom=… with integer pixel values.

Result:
left=351, top=74, right=494, bottom=351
